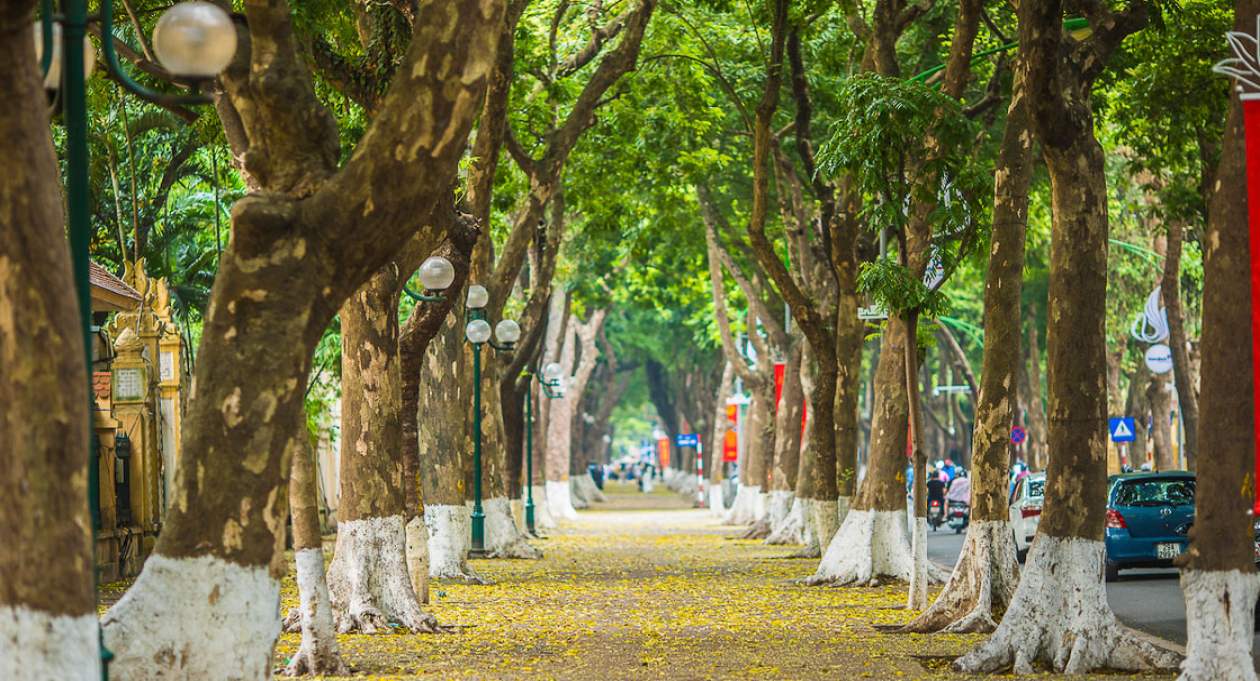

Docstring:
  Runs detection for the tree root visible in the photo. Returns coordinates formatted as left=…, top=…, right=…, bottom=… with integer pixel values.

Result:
left=900, top=520, right=1019, bottom=633
left=740, top=516, right=772, bottom=540
left=953, top=535, right=1180, bottom=674
left=804, top=509, right=947, bottom=587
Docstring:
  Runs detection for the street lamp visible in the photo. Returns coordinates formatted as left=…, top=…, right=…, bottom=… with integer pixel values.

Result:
left=464, top=284, right=519, bottom=557
left=403, top=255, right=456, bottom=302
left=523, top=361, right=564, bottom=535
left=37, top=1, right=236, bottom=675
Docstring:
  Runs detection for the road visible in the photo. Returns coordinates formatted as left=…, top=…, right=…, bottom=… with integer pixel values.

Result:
left=924, top=526, right=1260, bottom=669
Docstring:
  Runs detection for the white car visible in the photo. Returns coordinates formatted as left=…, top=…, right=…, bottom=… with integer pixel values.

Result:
left=1008, top=472, right=1046, bottom=562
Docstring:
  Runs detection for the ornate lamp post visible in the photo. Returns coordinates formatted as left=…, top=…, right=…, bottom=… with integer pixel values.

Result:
left=464, top=284, right=520, bottom=557
left=524, top=361, right=564, bottom=535
left=37, top=1, right=235, bottom=675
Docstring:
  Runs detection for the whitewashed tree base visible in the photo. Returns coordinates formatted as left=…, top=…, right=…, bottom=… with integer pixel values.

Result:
left=546, top=479, right=580, bottom=520
left=806, top=509, right=945, bottom=587
left=1178, top=569, right=1260, bottom=681
left=102, top=553, right=280, bottom=680
left=1, top=606, right=100, bottom=681
left=907, top=516, right=931, bottom=610
left=763, top=491, right=798, bottom=545
left=663, top=468, right=682, bottom=492
left=281, top=548, right=349, bottom=676
left=575, top=472, right=608, bottom=503
left=723, top=485, right=760, bottom=526
left=483, top=496, right=542, bottom=559
left=954, top=536, right=1180, bottom=674
left=708, top=483, right=726, bottom=516
left=570, top=477, right=591, bottom=509
left=425, top=505, right=487, bottom=584
left=404, top=516, right=430, bottom=604
left=509, top=498, right=525, bottom=530
left=326, top=515, right=441, bottom=633
left=678, top=475, right=698, bottom=499
left=903, top=520, right=1020, bottom=633
left=530, top=484, right=557, bottom=530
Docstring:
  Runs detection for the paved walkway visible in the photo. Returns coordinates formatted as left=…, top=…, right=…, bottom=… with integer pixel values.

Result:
left=270, top=483, right=1175, bottom=679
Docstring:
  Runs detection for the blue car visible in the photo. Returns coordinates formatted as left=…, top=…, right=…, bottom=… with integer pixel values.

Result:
left=1104, top=472, right=1195, bottom=582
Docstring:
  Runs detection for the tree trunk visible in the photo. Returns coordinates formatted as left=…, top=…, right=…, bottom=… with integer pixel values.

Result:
left=100, top=0, right=504, bottom=674
left=1161, top=220, right=1198, bottom=471
left=544, top=310, right=607, bottom=520
left=1021, top=302, right=1049, bottom=471
left=1146, top=367, right=1174, bottom=470
left=1177, top=31, right=1260, bottom=675
left=327, top=267, right=438, bottom=633
left=0, top=13, right=98, bottom=673
left=904, top=70, right=1031, bottom=633
left=955, top=4, right=1176, bottom=672
left=400, top=229, right=477, bottom=599
left=708, top=363, right=735, bottom=515
left=281, top=446, right=348, bottom=676
left=764, top=340, right=804, bottom=539
left=905, top=310, right=932, bottom=610
left=1125, top=360, right=1152, bottom=469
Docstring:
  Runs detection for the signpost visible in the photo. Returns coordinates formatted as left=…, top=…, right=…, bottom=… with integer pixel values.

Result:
left=1144, top=343, right=1174, bottom=374
left=676, top=433, right=699, bottom=448
left=1010, top=427, right=1027, bottom=445
left=1109, top=417, right=1136, bottom=443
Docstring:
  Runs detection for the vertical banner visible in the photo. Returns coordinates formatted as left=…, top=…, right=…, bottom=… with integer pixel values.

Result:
left=657, top=438, right=670, bottom=469
left=1244, top=94, right=1260, bottom=513
left=723, top=403, right=739, bottom=462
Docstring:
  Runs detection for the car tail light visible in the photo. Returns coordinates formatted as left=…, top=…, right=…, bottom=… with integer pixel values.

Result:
left=1106, top=508, right=1127, bottom=529
left=1020, top=505, right=1041, bottom=519
left=930, top=499, right=940, bottom=507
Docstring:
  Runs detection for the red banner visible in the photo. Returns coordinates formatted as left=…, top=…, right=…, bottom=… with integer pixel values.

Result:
left=657, top=438, right=670, bottom=468
left=1245, top=95, right=1260, bottom=514
left=722, top=429, right=738, bottom=462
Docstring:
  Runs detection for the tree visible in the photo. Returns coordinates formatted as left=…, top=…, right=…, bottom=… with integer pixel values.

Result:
left=1176, top=1, right=1260, bottom=674
left=99, top=0, right=506, bottom=675
left=955, top=3, right=1179, bottom=672
left=903, top=54, right=1032, bottom=635
left=0, top=3, right=99, bottom=674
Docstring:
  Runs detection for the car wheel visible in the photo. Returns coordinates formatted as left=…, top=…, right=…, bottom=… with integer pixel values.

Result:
left=1105, top=560, right=1120, bottom=582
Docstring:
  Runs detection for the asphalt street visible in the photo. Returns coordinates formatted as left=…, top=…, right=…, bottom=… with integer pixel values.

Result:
left=924, top=526, right=1260, bottom=669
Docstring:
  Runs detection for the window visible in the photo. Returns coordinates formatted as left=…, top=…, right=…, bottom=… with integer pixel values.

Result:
left=1113, top=479, right=1196, bottom=507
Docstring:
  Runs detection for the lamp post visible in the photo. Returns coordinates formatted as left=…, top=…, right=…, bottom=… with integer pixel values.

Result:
left=463, top=284, right=520, bottom=557
left=524, top=361, right=565, bottom=535
left=36, top=2, right=235, bottom=676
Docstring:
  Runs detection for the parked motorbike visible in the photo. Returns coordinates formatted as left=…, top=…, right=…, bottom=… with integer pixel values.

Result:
left=948, top=502, right=969, bottom=534
left=927, top=498, right=945, bottom=531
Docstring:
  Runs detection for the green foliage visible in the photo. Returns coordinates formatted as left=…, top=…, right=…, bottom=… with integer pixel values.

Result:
left=857, top=259, right=950, bottom=317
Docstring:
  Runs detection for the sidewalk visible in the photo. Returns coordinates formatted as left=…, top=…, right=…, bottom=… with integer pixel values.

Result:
left=272, top=483, right=1178, bottom=679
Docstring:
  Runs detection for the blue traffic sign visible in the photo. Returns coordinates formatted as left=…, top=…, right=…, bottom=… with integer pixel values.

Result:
left=676, top=433, right=699, bottom=448
left=1010, top=427, right=1026, bottom=445
left=1109, top=417, right=1136, bottom=443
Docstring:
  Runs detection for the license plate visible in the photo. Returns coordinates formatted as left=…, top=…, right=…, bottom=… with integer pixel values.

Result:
left=1156, top=542, right=1182, bottom=559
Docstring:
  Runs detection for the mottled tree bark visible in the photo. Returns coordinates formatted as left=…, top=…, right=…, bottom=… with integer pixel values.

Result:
left=1021, top=302, right=1049, bottom=471
left=1161, top=220, right=1198, bottom=471
left=0, top=8, right=98, bottom=674
left=905, top=68, right=1031, bottom=633
left=957, top=3, right=1177, bottom=673
left=1176, top=17, right=1260, bottom=673
left=102, top=0, right=504, bottom=674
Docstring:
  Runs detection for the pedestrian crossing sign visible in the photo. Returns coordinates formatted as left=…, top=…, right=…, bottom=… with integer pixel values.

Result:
left=1109, top=417, right=1136, bottom=443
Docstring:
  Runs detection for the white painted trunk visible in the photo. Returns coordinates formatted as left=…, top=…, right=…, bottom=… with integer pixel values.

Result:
left=546, top=479, right=579, bottom=520
left=404, top=516, right=430, bottom=604
left=723, top=485, right=760, bottom=525
left=811, top=498, right=841, bottom=549
left=678, top=474, right=698, bottom=498
left=326, top=515, right=441, bottom=633
left=643, top=473, right=655, bottom=493
left=282, top=548, right=348, bottom=676
left=1178, top=569, right=1260, bottom=681
left=424, top=505, right=485, bottom=583
left=509, top=497, right=525, bottom=529
left=530, top=484, right=557, bottom=530
left=907, top=516, right=930, bottom=610
left=904, top=519, right=1020, bottom=634
left=807, top=509, right=944, bottom=587
left=754, top=491, right=768, bottom=519
left=1, top=607, right=100, bottom=681
left=708, top=483, right=725, bottom=516
left=578, top=472, right=608, bottom=502
left=482, top=496, right=541, bottom=559
left=955, top=535, right=1180, bottom=674
left=102, top=554, right=280, bottom=680
left=572, top=479, right=589, bottom=509
left=763, top=491, right=795, bottom=543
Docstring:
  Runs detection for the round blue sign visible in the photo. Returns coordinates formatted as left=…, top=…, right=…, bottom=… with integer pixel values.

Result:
left=1010, top=427, right=1027, bottom=445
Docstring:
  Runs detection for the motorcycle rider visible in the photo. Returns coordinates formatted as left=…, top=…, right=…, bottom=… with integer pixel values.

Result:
left=945, top=469, right=970, bottom=515
left=926, top=470, right=948, bottom=527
